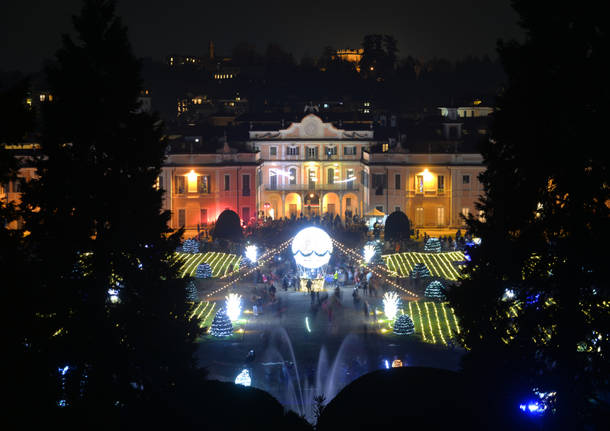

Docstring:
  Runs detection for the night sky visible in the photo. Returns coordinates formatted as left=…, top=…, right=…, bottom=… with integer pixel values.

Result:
left=1, top=0, right=523, bottom=73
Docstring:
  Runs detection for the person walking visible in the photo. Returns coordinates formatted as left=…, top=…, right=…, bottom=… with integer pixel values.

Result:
left=306, top=279, right=312, bottom=294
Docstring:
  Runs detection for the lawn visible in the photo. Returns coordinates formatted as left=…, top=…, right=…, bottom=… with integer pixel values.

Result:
left=378, top=300, right=461, bottom=346
left=175, top=252, right=241, bottom=278
left=382, top=251, right=465, bottom=281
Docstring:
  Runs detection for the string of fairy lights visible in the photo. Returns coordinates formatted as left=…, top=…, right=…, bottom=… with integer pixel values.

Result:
left=204, top=238, right=294, bottom=299
left=382, top=251, right=465, bottom=281
left=331, top=239, right=419, bottom=298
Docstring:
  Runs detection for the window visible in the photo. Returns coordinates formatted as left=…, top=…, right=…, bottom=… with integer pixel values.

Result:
left=346, top=168, right=355, bottom=190
left=287, top=146, right=299, bottom=156
left=361, top=171, right=369, bottom=187
left=372, top=174, right=386, bottom=195
left=197, top=175, right=210, bottom=193
left=175, top=176, right=185, bottom=194
left=382, top=143, right=389, bottom=152
left=200, top=209, right=207, bottom=225
left=157, top=175, right=164, bottom=191
left=395, top=174, right=401, bottom=190
left=415, top=207, right=424, bottom=226
left=325, top=146, right=337, bottom=156
left=308, top=169, right=316, bottom=187
left=328, top=168, right=334, bottom=184
left=242, top=174, right=250, bottom=196
left=288, top=168, right=297, bottom=185
left=437, top=175, right=445, bottom=192
left=224, top=175, right=230, bottom=191
left=344, top=146, right=357, bottom=156
left=270, top=171, right=277, bottom=189
left=463, top=175, right=470, bottom=185
left=307, top=146, right=318, bottom=159
left=415, top=175, right=424, bottom=193
left=242, top=207, right=250, bottom=222
left=178, top=209, right=186, bottom=227
left=270, top=146, right=277, bottom=156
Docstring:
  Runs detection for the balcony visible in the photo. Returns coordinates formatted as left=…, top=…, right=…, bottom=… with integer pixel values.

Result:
left=264, top=183, right=359, bottom=192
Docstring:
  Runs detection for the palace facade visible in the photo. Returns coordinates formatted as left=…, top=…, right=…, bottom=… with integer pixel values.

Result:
left=3, top=110, right=487, bottom=232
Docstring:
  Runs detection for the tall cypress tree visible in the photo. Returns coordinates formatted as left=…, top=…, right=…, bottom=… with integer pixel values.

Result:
left=447, top=1, right=609, bottom=428
left=19, top=1, right=203, bottom=425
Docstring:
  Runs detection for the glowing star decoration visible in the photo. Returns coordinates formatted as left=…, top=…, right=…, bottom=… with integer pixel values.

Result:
left=291, top=227, right=333, bottom=269
left=235, top=368, right=251, bottom=387
left=363, top=244, right=376, bottom=263
left=225, top=293, right=242, bottom=322
left=245, top=245, right=258, bottom=264
left=383, top=291, right=400, bottom=321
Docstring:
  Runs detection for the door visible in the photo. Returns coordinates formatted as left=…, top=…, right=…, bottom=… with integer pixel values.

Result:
left=178, top=209, right=186, bottom=227
left=328, top=203, right=336, bottom=216
left=289, top=204, right=297, bottom=218
left=415, top=207, right=424, bottom=226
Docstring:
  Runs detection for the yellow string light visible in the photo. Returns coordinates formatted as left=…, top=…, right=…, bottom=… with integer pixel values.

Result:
left=430, top=302, right=446, bottom=345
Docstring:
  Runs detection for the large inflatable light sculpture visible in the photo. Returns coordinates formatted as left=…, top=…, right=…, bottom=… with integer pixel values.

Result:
left=292, top=227, right=333, bottom=280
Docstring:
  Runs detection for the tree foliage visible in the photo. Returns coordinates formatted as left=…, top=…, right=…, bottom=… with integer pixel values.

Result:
left=383, top=210, right=411, bottom=242
left=213, top=209, right=243, bottom=241
left=13, top=0, right=204, bottom=424
left=447, top=1, right=609, bottom=427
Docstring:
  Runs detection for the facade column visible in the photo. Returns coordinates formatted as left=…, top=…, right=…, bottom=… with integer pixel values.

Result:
left=281, top=192, right=286, bottom=219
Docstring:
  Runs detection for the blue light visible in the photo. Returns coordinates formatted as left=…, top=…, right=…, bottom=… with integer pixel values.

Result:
left=519, top=400, right=547, bottom=415
left=59, top=365, right=69, bottom=376
left=384, top=360, right=390, bottom=369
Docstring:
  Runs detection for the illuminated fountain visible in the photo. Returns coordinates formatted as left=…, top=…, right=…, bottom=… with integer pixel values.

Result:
left=292, top=227, right=333, bottom=291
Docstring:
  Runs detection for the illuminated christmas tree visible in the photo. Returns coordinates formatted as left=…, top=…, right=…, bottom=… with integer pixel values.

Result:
left=425, top=280, right=446, bottom=301
left=210, top=307, right=233, bottom=337
left=410, top=263, right=431, bottom=279
left=393, top=314, right=415, bottom=335
left=182, top=238, right=199, bottom=253
left=195, top=263, right=212, bottom=279
left=424, top=237, right=442, bottom=253
left=185, top=280, right=198, bottom=302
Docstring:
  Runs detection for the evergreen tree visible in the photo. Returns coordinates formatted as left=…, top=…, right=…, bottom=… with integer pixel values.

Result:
left=195, top=263, right=212, bottom=279
left=181, top=238, right=199, bottom=253
left=212, top=209, right=243, bottom=241
left=424, top=237, right=441, bottom=253
left=425, top=280, right=446, bottom=301
left=383, top=210, right=411, bottom=243
left=18, top=0, right=203, bottom=425
left=210, top=307, right=233, bottom=337
left=186, top=280, right=199, bottom=302
left=410, top=263, right=430, bottom=279
left=447, top=1, right=609, bottom=427
left=393, top=314, right=415, bottom=335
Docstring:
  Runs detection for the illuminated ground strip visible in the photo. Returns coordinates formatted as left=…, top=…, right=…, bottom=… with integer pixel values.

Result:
left=175, top=252, right=242, bottom=278
left=400, top=301, right=461, bottom=345
left=205, top=238, right=294, bottom=299
left=331, top=239, right=419, bottom=298
left=189, top=301, right=216, bottom=328
left=382, top=251, right=465, bottom=280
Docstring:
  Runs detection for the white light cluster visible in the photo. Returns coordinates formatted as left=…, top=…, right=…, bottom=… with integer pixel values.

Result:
left=225, top=293, right=242, bottom=322
left=363, top=244, right=376, bottom=263
left=383, top=292, right=400, bottom=320
left=235, top=368, right=251, bottom=387
left=245, top=245, right=258, bottom=263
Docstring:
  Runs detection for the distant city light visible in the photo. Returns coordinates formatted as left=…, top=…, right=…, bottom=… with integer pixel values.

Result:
left=108, top=289, right=120, bottom=304
left=235, top=368, right=251, bottom=387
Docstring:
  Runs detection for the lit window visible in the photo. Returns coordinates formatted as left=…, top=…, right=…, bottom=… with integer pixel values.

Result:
left=382, top=143, right=388, bottom=152
left=437, top=175, right=445, bottom=192
left=416, top=175, right=424, bottom=193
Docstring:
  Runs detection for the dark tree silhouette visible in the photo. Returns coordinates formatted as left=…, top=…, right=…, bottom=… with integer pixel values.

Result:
left=383, top=210, right=411, bottom=242
left=447, top=1, right=609, bottom=428
left=17, top=0, right=204, bottom=426
left=213, top=209, right=243, bottom=241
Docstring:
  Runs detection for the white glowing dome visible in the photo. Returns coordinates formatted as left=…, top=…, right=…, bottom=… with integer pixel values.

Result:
left=292, top=227, right=333, bottom=269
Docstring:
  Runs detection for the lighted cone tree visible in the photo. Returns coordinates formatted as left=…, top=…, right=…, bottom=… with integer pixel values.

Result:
left=425, top=280, right=446, bottom=301
left=182, top=239, right=199, bottom=253
left=210, top=307, right=233, bottom=337
left=410, top=263, right=431, bottom=279
left=424, top=237, right=442, bottom=253
left=393, top=314, right=415, bottom=335
left=185, top=280, right=198, bottom=302
left=195, top=263, right=212, bottom=279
